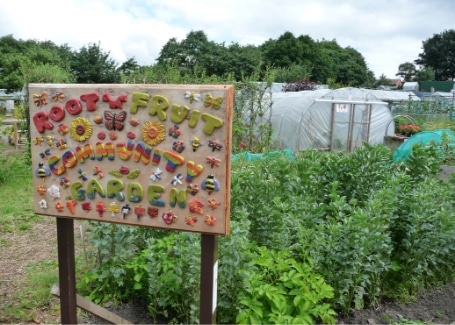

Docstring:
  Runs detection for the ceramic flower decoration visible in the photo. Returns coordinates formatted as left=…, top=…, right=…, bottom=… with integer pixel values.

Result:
left=142, top=121, right=166, bottom=146
left=70, top=117, right=93, bottom=142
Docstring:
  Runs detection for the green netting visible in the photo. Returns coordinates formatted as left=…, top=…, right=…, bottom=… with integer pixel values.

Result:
left=393, top=129, right=455, bottom=162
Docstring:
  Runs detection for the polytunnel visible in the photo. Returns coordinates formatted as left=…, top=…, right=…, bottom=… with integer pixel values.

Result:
left=270, top=87, right=396, bottom=152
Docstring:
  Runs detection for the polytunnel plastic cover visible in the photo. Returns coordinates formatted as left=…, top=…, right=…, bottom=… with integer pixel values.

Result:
left=270, top=88, right=395, bottom=152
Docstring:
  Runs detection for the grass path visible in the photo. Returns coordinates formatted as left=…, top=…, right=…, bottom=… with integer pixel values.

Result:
left=0, top=146, right=88, bottom=323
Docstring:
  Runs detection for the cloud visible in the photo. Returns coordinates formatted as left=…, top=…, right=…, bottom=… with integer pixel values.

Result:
left=0, top=0, right=453, bottom=79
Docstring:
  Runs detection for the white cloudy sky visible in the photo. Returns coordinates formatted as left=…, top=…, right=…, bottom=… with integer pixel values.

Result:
left=0, top=0, right=453, bottom=79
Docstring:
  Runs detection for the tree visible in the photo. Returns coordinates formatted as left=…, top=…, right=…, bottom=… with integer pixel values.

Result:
left=414, top=67, right=435, bottom=82
left=273, top=64, right=311, bottom=83
left=318, top=40, right=373, bottom=87
left=396, top=62, right=416, bottom=81
left=375, top=74, right=392, bottom=87
left=156, top=30, right=217, bottom=76
left=213, top=43, right=262, bottom=80
left=0, top=35, right=74, bottom=90
left=71, top=42, right=120, bottom=83
left=118, top=57, right=141, bottom=83
left=415, top=29, right=455, bottom=80
left=261, top=31, right=312, bottom=69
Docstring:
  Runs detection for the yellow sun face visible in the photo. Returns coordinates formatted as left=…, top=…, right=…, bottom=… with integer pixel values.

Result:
left=141, top=121, right=166, bottom=146
left=70, top=117, right=93, bottom=142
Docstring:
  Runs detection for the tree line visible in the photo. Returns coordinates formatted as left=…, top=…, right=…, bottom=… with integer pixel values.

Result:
left=395, top=29, right=455, bottom=82
left=1, top=29, right=454, bottom=92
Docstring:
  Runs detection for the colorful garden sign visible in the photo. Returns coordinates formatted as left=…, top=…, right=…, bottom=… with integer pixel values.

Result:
left=29, top=84, right=233, bottom=235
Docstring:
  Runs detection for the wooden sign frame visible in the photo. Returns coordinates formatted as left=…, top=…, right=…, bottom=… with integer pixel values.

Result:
left=29, top=84, right=233, bottom=235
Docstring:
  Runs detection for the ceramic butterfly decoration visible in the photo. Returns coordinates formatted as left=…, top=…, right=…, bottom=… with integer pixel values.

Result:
left=33, top=92, right=48, bottom=106
left=52, top=92, right=65, bottom=103
left=104, top=110, right=127, bottom=131
left=204, top=93, right=223, bottom=109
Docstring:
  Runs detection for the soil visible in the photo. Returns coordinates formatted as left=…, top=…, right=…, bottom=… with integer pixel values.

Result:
left=1, top=215, right=455, bottom=324
left=79, top=284, right=455, bottom=324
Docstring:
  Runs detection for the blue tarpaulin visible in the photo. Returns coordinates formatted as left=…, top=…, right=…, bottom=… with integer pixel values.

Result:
left=231, top=149, right=295, bottom=162
left=393, top=129, right=455, bottom=162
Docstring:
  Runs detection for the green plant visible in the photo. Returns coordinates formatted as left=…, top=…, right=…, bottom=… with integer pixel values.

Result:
left=217, top=217, right=255, bottom=324
left=78, top=223, right=147, bottom=304
left=307, top=184, right=392, bottom=313
left=233, top=73, right=274, bottom=153
left=236, top=247, right=336, bottom=324
left=384, top=177, right=455, bottom=299
left=394, top=142, right=443, bottom=182
left=0, top=145, right=31, bottom=185
left=144, top=232, right=201, bottom=324
left=438, top=131, right=455, bottom=165
left=74, top=143, right=455, bottom=322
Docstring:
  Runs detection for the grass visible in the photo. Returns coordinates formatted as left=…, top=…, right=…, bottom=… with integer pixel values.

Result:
left=1, top=260, right=61, bottom=323
left=0, top=143, right=61, bottom=323
left=0, top=142, right=95, bottom=323
left=0, top=146, right=36, bottom=233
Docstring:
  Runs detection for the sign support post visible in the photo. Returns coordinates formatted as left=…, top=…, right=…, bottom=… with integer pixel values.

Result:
left=200, top=234, right=218, bottom=324
left=56, top=217, right=78, bottom=324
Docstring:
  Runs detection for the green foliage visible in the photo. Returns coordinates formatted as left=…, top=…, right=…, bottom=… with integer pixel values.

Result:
left=217, top=218, right=255, bottom=323
left=0, top=146, right=31, bottom=185
left=395, top=143, right=442, bottom=182
left=0, top=31, right=379, bottom=90
left=75, top=137, right=455, bottom=323
left=143, top=232, right=201, bottom=324
left=0, top=34, right=74, bottom=90
left=396, top=62, right=417, bottom=82
left=384, top=176, right=455, bottom=298
left=78, top=223, right=149, bottom=304
left=232, top=75, right=274, bottom=153
left=438, top=131, right=455, bottom=165
left=71, top=42, right=120, bottom=83
left=415, top=29, right=455, bottom=80
left=308, top=195, right=392, bottom=312
left=236, top=247, right=336, bottom=325
left=273, top=64, right=311, bottom=83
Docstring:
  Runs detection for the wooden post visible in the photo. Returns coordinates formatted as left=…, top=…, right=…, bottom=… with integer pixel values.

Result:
left=56, top=217, right=78, bottom=324
left=200, top=234, right=219, bottom=324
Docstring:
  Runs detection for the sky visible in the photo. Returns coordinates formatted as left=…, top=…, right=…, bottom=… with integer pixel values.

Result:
left=0, top=0, right=453, bottom=80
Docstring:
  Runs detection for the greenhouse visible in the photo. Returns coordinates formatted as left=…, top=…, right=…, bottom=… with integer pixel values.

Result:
left=270, top=87, right=402, bottom=152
